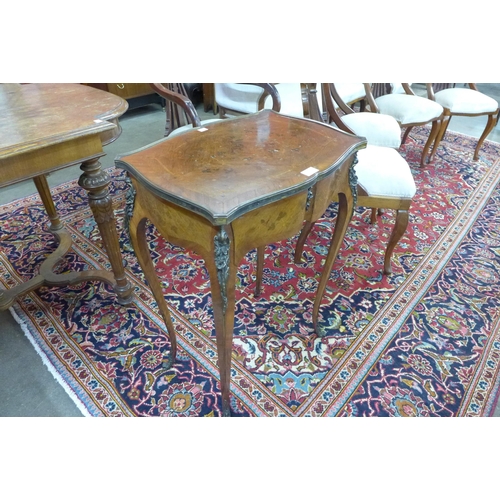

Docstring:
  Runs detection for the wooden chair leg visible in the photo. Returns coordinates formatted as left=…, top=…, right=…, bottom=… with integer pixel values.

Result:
left=428, top=115, right=451, bottom=163
left=421, top=120, right=441, bottom=167
left=370, top=207, right=377, bottom=224
left=294, top=220, right=314, bottom=264
left=402, top=126, right=413, bottom=144
left=383, top=208, right=409, bottom=275
left=255, top=246, right=264, bottom=297
left=473, top=112, right=497, bottom=161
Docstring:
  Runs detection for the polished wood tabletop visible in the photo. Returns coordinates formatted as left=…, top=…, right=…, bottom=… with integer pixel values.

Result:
left=118, top=110, right=362, bottom=224
left=0, top=83, right=134, bottom=309
left=117, top=110, right=366, bottom=416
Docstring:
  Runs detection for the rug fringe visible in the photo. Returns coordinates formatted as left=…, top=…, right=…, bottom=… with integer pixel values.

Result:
left=7, top=305, right=92, bottom=417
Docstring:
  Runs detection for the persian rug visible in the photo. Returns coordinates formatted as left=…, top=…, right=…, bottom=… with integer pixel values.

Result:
left=1, top=127, right=500, bottom=417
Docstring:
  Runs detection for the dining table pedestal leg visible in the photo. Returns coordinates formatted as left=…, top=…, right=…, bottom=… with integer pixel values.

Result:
left=78, top=158, right=134, bottom=305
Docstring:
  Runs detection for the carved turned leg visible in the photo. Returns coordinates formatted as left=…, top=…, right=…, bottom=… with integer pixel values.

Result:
left=78, top=158, right=133, bottom=305
left=383, top=208, right=410, bottom=275
left=255, top=246, right=265, bottom=297
left=421, top=120, right=441, bottom=167
left=205, top=226, right=238, bottom=417
left=128, top=214, right=177, bottom=369
left=294, top=220, right=314, bottom=264
left=313, top=191, right=353, bottom=337
left=473, top=112, right=498, bottom=161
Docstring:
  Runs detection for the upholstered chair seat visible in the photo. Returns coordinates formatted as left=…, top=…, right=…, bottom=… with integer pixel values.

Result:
left=356, top=145, right=416, bottom=198
left=375, top=94, right=443, bottom=125
left=168, top=118, right=222, bottom=137
left=433, top=88, right=498, bottom=114
left=341, top=112, right=402, bottom=148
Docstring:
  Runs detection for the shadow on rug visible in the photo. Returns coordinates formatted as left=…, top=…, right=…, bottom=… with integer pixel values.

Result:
left=1, top=127, right=500, bottom=416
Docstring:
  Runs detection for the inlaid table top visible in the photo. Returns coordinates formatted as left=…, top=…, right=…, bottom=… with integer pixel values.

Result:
left=116, top=110, right=363, bottom=224
left=0, top=83, right=127, bottom=163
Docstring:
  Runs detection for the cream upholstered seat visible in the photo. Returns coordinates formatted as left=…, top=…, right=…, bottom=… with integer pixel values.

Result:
left=341, top=112, right=401, bottom=148
left=426, top=84, right=499, bottom=161
left=168, top=118, right=221, bottom=137
left=292, top=83, right=416, bottom=275
left=356, top=145, right=416, bottom=198
left=375, top=93, right=443, bottom=124
left=329, top=83, right=402, bottom=148
left=364, top=83, right=444, bottom=167
left=433, top=87, right=498, bottom=114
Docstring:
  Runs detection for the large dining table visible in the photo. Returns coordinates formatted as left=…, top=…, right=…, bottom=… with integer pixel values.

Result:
left=0, top=83, right=134, bottom=310
left=116, top=109, right=366, bottom=416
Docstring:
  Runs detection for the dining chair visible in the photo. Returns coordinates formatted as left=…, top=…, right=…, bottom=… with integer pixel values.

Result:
left=425, top=83, right=499, bottom=161
left=214, top=83, right=321, bottom=120
left=294, top=83, right=417, bottom=276
left=363, top=83, right=444, bottom=167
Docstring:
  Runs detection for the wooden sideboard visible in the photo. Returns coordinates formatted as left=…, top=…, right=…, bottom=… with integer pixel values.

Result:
left=84, top=83, right=163, bottom=109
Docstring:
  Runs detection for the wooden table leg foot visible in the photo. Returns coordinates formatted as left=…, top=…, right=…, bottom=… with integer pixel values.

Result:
left=222, top=401, right=232, bottom=417
left=163, top=351, right=175, bottom=370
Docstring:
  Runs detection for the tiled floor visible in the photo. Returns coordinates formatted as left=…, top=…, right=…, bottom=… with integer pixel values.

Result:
left=1, top=84, right=499, bottom=417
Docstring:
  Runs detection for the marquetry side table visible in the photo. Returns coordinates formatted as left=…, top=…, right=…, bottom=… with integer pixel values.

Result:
left=116, top=110, right=366, bottom=416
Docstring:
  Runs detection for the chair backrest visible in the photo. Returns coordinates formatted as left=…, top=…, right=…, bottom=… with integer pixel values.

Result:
left=263, top=83, right=318, bottom=118
left=318, top=83, right=356, bottom=133
left=426, top=83, right=458, bottom=101
left=429, top=83, right=455, bottom=92
left=214, top=83, right=282, bottom=117
left=365, top=83, right=414, bottom=97
left=150, top=83, right=201, bottom=137
left=329, top=84, right=359, bottom=115
left=367, top=83, right=393, bottom=99
left=215, top=83, right=321, bottom=119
